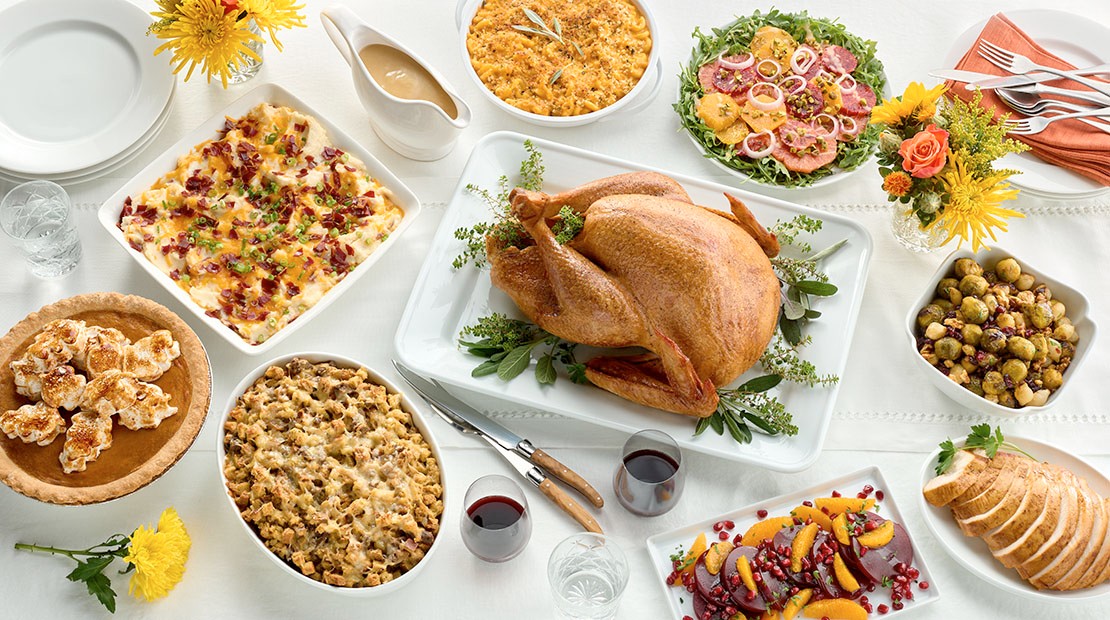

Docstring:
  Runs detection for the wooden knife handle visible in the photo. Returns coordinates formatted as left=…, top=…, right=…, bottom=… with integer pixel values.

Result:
left=539, top=478, right=603, bottom=534
left=531, top=448, right=605, bottom=508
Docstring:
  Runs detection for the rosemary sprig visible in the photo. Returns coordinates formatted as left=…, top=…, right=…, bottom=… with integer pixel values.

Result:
left=512, top=8, right=585, bottom=84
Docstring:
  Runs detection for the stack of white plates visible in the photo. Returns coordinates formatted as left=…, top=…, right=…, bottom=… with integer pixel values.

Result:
left=0, top=0, right=175, bottom=185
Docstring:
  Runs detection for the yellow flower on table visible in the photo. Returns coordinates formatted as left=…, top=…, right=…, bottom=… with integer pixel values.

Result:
left=152, top=0, right=263, bottom=87
left=927, top=151, right=1023, bottom=251
left=124, top=507, right=192, bottom=602
left=870, top=82, right=948, bottom=126
left=239, top=0, right=307, bottom=51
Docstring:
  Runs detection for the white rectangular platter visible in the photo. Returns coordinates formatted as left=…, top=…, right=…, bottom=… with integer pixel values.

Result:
left=98, top=83, right=422, bottom=355
left=394, top=131, right=871, bottom=471
left=646, top=467, right=940, bottom=619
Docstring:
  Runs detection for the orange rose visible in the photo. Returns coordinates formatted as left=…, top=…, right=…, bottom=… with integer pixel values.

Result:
left=898, top=125, right=949, bottom=179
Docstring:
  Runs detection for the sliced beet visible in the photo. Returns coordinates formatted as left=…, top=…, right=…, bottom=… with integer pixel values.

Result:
left=842, top=513, right=915, bottom=587
left=784, top=81, right=824, bottom=119
left=694, top=551, right=722, bottom=600
left=723, top=546, right=766, bottom=615
left=692, top=590, right=716, bottom=620
left=820, top=44, right=858, bottom=75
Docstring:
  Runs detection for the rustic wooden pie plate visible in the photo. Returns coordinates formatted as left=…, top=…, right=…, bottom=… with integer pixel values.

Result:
left=0, top=292, right=211, bottom=504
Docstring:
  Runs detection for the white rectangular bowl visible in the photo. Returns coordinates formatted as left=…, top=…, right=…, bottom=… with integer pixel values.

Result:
left=394, top=131, right=872, bottom=471
left=98, top=83, right=422, bottom=355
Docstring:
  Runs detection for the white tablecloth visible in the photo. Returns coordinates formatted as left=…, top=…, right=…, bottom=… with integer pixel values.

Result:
left=1, top=0, right=1109, bottom=618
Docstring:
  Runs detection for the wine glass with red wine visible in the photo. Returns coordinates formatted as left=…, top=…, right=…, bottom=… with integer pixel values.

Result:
left=613, top=429, right=684, bottom=516
left=460, top=474, right=532, bottom=562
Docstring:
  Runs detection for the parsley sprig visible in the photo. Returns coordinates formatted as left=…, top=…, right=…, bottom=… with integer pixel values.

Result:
left=935, top=424, right=1038, bottom=475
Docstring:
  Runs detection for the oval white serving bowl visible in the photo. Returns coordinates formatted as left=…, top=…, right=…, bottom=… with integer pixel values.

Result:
left=904, top=245, right=1098, bottom=416
left=454, top=0, right=662, bottom=127
left=216, top=351, right=447, bottom=597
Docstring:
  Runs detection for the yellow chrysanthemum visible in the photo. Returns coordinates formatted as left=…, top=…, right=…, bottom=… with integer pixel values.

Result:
left=870, top=82, right=948, bottom=126
left=124, top=508, right=191, bottom=602
left=153, top=0, right=263, bottom=88
left=926, top=151, right=1023, bottom=251
left=240, top=0, right=306, bottom=51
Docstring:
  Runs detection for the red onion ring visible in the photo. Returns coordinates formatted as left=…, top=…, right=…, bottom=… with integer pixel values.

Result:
left=836, top=73, right=857, bottom=93
left=779, top=75, right=806, bottom=95
left=815, top=69, right=834, bottom=83
left=756, top=59, right=781, bottom=80
left=742, top=130, right=776, bottom=159
left=718, top=52, right=754, bottom=71
left=812, top=113, right=840, bottom=138
left=790, top=46, right=817, bottom=75
left=839, top=115, right=858, bottom=134
left=747, top=82, right=784, bottom=110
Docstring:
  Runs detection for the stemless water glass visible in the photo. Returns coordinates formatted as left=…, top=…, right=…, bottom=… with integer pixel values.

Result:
left=548, top=533, right=629, bottom=620
left=0, top=181, right=82, bottom=277
left=613, top=429, right=685, bottom=516
left=460, top=474, right=532, bottom=563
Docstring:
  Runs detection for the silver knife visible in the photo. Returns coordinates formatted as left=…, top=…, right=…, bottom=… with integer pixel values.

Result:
left=392, top=361, right=605, bottom=509
left=930, top=68, right=1059, bottom=86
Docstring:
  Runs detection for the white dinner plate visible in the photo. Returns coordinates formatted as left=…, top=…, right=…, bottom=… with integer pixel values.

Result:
left=0, top=0, right=174, bottom=175
left=918, top=434, right=1110, bottom=603
left=646, top=467, right=941, bottom=619
left=394, top=131, right=873, bottom=471
left=943, top=10, right=1110, bottom=200
left=97, top=83, right=423, bottom=356
left=0, top=85, right=175, bottom=186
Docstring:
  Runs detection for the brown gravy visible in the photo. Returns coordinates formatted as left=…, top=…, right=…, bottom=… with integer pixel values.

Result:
left=358, top=44, right=458, bottom=119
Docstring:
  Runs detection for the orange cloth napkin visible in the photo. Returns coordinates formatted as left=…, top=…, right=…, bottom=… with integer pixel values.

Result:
left=949, top=13, right=1110, bottom=186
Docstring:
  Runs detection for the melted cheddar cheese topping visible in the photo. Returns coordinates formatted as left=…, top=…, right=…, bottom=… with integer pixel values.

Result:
left=119, top=104, right=402, bottom=345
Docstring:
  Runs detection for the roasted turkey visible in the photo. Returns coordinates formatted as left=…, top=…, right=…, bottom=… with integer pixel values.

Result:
left=486, top=172, right=781, bottom=417
left=924, top=449, right=1110, bottom=590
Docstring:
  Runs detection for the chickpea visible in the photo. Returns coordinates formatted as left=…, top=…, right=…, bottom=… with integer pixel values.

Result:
left=917, top=304, right=945, bottom=330
left=1026, top=302, right=1054, bottom=329
left=981, top=328, right=1008, bottom=354
left=924, top=322, right=947, bottom=340
left=1014, top=383, right=1034, bottom=406
left=995, top=313, right=1016, bottom=330
left=954, top=258, right=984, bottom=278
left=959, top=274, right=989, bottom=297
left=937, top=277, right=959, bottom=298
left=982, top=371, right=1007, bottom=395
left=1015, top=273, right=1035, bottom=291
left=995, top=257, right=1021, bottom=283
left=1042, top=368, right=1064, bottom=390
left=935, top=337, right=962, bottom=361
left=1007, top=336, right=1036, bottom=361
left=960, top=297, right=989, bottom=324
left=961, top=324, right=983, bottom=346
left=1002, top=358, right=1028, bottom=383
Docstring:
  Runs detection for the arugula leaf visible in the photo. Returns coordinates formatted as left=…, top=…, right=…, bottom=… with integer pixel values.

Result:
left=935, top=438, right=956, bottom=475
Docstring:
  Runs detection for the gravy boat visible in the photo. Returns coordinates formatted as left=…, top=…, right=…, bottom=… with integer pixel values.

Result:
left=321, top=4, right=471, bottom=161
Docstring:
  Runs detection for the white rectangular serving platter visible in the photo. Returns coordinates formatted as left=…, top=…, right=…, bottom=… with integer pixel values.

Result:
left=646, top=467, right=941, bottom=619
left=98, top=83, right=422, bottom=356
left=394, top=131, right=871, bottom=470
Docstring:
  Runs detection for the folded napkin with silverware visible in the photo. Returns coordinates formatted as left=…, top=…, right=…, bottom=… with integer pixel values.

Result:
left=949, top=13, right=1110, bottom=186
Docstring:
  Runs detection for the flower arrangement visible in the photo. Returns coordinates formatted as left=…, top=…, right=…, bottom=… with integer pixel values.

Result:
left=148, top=0, right=305, bottom=87
left=15, top=507, right=191, bottom=613
left=871, top=82, right=1030, bottom=250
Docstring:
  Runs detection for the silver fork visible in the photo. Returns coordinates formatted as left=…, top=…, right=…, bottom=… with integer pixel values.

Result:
left=978, top=40, right=1110, bottom=99
left=1002, top=109, right=1110, bottom=135
left=1009, top=82, right=1110, bottom=107
left=996, top=89, right=1110, bottom=133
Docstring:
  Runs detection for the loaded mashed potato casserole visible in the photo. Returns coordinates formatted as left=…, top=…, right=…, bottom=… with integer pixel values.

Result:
left=118, top=103, right=403, bottom=345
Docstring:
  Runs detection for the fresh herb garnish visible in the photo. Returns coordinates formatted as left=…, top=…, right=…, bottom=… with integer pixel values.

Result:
left=459, top=313, right=587, bottom=385
left=935, top=424, right=1038, bottom=475
left=552, top=205, right=584, bottom=244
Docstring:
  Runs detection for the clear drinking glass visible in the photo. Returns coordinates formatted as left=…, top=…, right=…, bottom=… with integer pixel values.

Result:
left=548, top=533, right=629, bottom=620
left=460, top=474, right=532, bottom=563
left=613, top=429, right=685, bottom=516
left=1, top=180, right=81, bottom=277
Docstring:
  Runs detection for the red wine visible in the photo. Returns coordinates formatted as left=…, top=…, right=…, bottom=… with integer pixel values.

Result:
left=623, top=449, right=679, bottom=483
left=467, top=495, right=525, bottom=530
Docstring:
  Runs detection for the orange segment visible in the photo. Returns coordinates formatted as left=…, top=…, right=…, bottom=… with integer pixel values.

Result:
left=802, top=598, right=868, bottom=620
left=832, top=512, right=851, bottom=545
left=737, top=554, right=757, bottom=593
left=760, top=611, right=782, bottom=620
left=791, top=504, right=833, bottom=531
left=740, top=99, right=788, bottom=133
left=742, top=516, right=796, bottom=546
left=814, top=497, right=876, bottom=516
left=678, top=532, right=707, bottom=579
left=783, top=588, right=813, bottom=620
left=857, top=520, right=894, bottom=548
left=791, top=523, right=819, bottom=573
left=832, top=553, right=860, bottom=593
left=705, top=541, right=734, bottom=576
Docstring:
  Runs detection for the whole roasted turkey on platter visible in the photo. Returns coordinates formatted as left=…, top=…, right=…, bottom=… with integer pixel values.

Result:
left=486, top=172, right=782, bottom=417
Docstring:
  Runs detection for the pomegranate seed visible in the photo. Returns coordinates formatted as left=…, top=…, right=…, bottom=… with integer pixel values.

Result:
left=822, top=616, right=831, bottom=620
left=746, top=590, right=756, bottom=602
left=863, top=604, right=873, bottom=613
left=857, top=492, right=868, bottom=499
left=893, top=601, right=904, bottom=611
left=713, top=522, right=724, bottom=532
left=867, top=585, right=876, bottom=593
left=864, top=521, right=877, bottom=532
left=907, top=567, right=920, bottom=580
left=894, top=562, right=907, bottom=574
left=919, top=580, right=930, bottom=590
left=757, top=509, right=768, bottom=518
left=802, top=500, right=814, bottom=507
left=725, top=520, right=735, bottom=529
left=752, top=572, right=762, bottom=583
left=712, top=585, right=724, bottom=596
left=877, top=604, right=889, bottom=614
left=686, top=584, right=695, bottom=592
left=719, top=531, right=730, bottom=540
left=701, top=612, right=711, bottom=620
left=683, top=616, right=693, bottom=620
left=790, top=586, right=799, bottom=595
left=733, top=534, right=743, bottom=545
left=859, top=547, right=868, bottom=557
left=831, top=490, right=841, bottom=497
left=876, top=490, right=885, bottom=501
left=725, top=606, right=737, bottom=616
left=862, top=484, right=874, bottom=495
left=906, top=590, right=915, bottom=600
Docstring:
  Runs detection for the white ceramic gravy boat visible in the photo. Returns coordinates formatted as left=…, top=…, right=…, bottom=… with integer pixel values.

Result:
left=321, top=4, right=471, bottom=161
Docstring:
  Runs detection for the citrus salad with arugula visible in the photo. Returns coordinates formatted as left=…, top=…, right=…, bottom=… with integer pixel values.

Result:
left=676, top=10, right=886, bottom=187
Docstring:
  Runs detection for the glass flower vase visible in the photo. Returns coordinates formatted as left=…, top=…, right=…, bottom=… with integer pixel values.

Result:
left=226, top=19, right=264, bottom=84
left=890, top=206, right=946, bottom=253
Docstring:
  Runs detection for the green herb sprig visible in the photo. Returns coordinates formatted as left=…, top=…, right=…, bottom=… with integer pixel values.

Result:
left=460, top=313, right=587, bottom=385
left=935, top=424, right=1038, bottom=475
